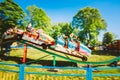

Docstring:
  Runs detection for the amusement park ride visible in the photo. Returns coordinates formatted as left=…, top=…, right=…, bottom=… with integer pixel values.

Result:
left=0, top=27, right=91, bottom=62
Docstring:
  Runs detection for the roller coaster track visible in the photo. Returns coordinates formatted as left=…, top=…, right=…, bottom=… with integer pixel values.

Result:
left=19, top=40, right=120, bottom=65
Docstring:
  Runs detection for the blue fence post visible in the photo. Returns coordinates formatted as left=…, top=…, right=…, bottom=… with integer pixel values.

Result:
left=86, top=64, right=92, bottom=80
left=19, top=64, right=25, bottom=80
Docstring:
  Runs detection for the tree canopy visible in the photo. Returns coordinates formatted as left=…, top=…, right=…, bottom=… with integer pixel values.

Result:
left=103, top=32, right=115, bottom=46
left=0, top=0, right=25, bottom=37
left=60, top=23, right=73, bottom=37
left=72, top=7, right=106, bottom=46
left=26, top=5, right=51, bottom=30
left=50, top=23, right=73, bottom=39
left=0, top=1, right=110, bottom=46
left=50, top=23, right=62, bottom=39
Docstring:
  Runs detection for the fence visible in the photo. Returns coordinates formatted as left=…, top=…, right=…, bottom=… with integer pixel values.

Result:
left=0, top=62, right=120, bottom=80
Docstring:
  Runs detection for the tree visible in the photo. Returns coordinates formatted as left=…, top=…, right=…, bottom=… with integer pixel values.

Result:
left=26, top=5, right=51, bottom=31
left=50, top=24, right=61, bottom=39
left=72, top=7, right=106, bottom=47
left=0, top=0, right=25, bottom=37
left=60, top=23, right=73, bottom=37
left=103, top=32, right=115, bottom=46
left=50, top=23, right=73, bottom=39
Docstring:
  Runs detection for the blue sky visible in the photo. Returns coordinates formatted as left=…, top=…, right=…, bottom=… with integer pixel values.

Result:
left=1, top=0, right=120, bottom=41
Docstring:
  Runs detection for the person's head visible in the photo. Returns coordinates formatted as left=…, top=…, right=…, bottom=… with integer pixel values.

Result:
left=28, top=23, right=32, bottom=28
left=64, top=36, right=68, bottom=40
left=6, top=31, right=10, bottom=35
left=15, top=26, right=17, bottom=29
left=73, top=35, right=77, bottom=38
left=70, top=33, right=73, bottom=37
left=74, top=39, right=79, bottom=43
left=4, top=32, right=7, bottom=34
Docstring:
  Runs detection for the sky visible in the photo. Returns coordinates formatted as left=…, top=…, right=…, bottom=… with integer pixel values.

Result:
left=1, top=0, right=120, bottom=41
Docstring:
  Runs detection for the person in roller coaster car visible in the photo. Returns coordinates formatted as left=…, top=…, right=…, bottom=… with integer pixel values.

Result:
left=5, top=27, right=16, bottom=35
left=70, top=35, right=81, bottom=54
left=75, top=40, right=80, bottom=52
left=72, top=36, right=81, bottom=52
left=64, top=36, right=68, bottom=48
left=26, top=23, right=33, bottom=32
left=6, top=28, right=12, bottom=35
left=25, top=23, right=34, bottom=38
left=26, top=23, right=43, bottom=40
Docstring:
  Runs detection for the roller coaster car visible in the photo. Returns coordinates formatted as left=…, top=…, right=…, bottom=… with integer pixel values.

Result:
left=2, top=28, right=55, bottom=50
left=1, top=29, right=24, bottom=42
left=53, top=37, right=91, bottom=61
left=22, top=30, right=55, bottom=49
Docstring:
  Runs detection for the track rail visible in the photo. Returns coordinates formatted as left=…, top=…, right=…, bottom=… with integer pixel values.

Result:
left=19, top=40, right=120, bottom=65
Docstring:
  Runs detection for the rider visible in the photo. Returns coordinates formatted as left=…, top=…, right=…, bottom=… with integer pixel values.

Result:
left=75, top=40, right=80, bottom=52
left=64, top=36, right=68, bottom=48
left=26, top=23, right=33, bottom=32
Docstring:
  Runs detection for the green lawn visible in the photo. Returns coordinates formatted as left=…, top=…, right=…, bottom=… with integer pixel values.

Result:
left=0, top=48, right=120, bottom=80
left=0, top=48, right=118, bottom=66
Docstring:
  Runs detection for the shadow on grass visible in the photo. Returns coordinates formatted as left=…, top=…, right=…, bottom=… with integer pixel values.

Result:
left=1, top=50, right=119, bottom=67
left=0, top=55, right=77, bottom=67
left=92, top=50, right=120, bottom=56
left=27, top=60, right=77, bottom=67
left=0, top=54, right=23, bottom=64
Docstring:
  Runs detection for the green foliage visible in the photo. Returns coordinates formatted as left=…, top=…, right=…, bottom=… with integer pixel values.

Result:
left=78, top=30, right=87, bottom=44
left=0, top=0, right=25, bottom=37
left=60, top=23, right=73, bottom=37
left=72, top=28, right=79, bottom=36
left=19, top=19, right=29, bottom=30
left=50, top=24, right=62, bottom=39
left=26, top=5, right=51, bottom=30
left=50, top=23, right=73, bottom=39
left=103, top=32, right=115, bottom=45
left=91, top=39, right=99, bottom=47
left=72, top=7, right=107, bottom=46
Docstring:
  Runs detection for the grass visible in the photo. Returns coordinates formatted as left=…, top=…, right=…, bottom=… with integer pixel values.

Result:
left=0, top=47, right=120, bottom=80
left=11, top=48, right=117, bottom=61
left=0, top=47, right=118, bottom=66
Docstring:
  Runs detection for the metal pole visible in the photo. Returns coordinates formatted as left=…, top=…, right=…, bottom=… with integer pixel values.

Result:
left=19, top=64, right=24, bottom=80
left=53, top=56, right=56, bottom=67
left=22, top=44, right=27, bottom=63
left=86, top=64, right=92, bottom=80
